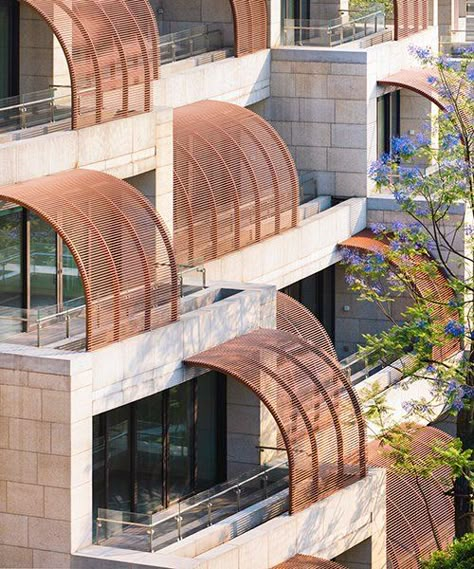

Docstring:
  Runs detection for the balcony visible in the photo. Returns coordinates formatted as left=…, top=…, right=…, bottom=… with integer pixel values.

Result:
left=283, top=6, right=390, bottom=49
left=96, top=460, right=289, bottom=553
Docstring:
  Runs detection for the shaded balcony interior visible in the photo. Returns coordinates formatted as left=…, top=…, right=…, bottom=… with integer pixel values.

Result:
left=282, top=1, right=392, bottom=48
left=0, top=0, right=250, bottom=138
left=93, top=372, right=289, bottom=553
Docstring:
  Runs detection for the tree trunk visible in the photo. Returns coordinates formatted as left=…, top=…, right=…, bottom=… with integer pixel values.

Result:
left=454, top=345, right=474, bottom=537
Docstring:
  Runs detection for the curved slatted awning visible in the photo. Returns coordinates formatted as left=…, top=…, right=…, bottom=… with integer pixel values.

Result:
left=273, top=555, right=347, bottom=569
left=368, top=425, right=455, bottom=569
left=379, top=69, right=449, bottom=112
left=277, top=292, right=337, bottom=361
left=393, top=1, right=428, bottom=40
left=0, top=170, right=178, bottom=351
left=340, top=230, right=460, bottom=361
left=230, top=0, right=268, bottom=56
left=378, top=69, right=472, bottom=135
left=185, top=328, right=367, bottom=514
left=23, top=0, right=159, bottom=129
left=174, top=100, right=299, bottom=266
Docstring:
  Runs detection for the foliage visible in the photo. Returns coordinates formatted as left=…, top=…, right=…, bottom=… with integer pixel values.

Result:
left=421, top=533, right=474, bottom=568
left=349, top=0, right=393, bottom=16
left=343, top=45, right=474, bottom=535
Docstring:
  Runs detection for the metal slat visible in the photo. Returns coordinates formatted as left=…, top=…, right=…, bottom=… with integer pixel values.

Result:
left=340, top=230, right=460, bottom=362
left=368, top=426, right=455, bottom=569
left=173, top=101, right=299, bottom=267
left=185, top=327, right=367, bottom=515
left=0, top=170, right=178, bottom=351
left=23, top=0, right=159, bottom=129
left=394, top=1, right=429, bottom=40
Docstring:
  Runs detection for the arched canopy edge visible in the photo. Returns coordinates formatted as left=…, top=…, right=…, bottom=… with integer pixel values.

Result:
left=22, top=0, right=159, bottom=129
left=185, top=328, right=367, bottom=514
left=340, top=229, right=460, bottom=361
left=0, top=169, right=178, bottom=351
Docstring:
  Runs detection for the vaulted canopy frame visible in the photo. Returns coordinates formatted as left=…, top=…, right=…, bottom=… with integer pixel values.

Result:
left=368, top=426, right=455, bottom=569
left=273, top=555, right=347, bottom=569
left=230, top=0, right=268, bottom=56
left=393, top=1, right=429, bottom=40
left=340, top=230, right=460, bottom=361
left=23, top=0, right=160, bottom=129
left=185, top=325, right=367, bottom=515
left=0, top=170, right=178, bottom=351
left=174, top=100, right=299, bottom=266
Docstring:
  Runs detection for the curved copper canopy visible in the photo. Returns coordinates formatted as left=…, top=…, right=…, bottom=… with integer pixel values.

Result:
left=23, top=0, right=159, bottom=129
left=230, top=0, right=268, bottom=56
left=340, top=230, right=460, bottom=361
left=368, top=425, right=455, bottom=569
left=394, top=1, right=428, bottom=40
left=0, top=170, right=178, bottom=351
left=174, top=100, right=299, bottom=266
left=276, top=292, right=337, bottom=361
left=185, top=328, right=367, bottom=514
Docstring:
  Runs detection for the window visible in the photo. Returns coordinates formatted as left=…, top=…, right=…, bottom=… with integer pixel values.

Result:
left=377, top=91, right=401, bottom=157
left=93, top=373, right=226, bottom=523
left=0, top=0, right=19, bottom=99
left=0, top=203, right=84, bottom=318
left=281, top=266, right=335, bottom=341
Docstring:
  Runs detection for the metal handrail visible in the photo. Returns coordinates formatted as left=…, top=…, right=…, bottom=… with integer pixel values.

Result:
left=96, top=459, right=289, bottom=549
left=283, top=8, right=385, bottom=47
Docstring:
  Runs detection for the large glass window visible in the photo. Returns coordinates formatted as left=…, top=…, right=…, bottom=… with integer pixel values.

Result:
left=135, top=393, right=164, bottom=514
left=92, top=373, right=226, bottom=523
left=0, top=205, right=23, bottom=308
left=30, top=213, right=58, bottom=309
left=62, top=243, right=84, bottom=304
left=0, top=1, right=19, bottom=99
left=377, top=91, right=401, bottom=157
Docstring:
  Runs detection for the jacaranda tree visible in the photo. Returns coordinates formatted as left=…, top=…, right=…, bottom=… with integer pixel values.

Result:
left=342, top=45, right=474, bottom=536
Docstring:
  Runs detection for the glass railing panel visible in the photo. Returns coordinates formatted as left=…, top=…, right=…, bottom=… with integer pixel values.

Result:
left=160, top=25, right=224, bottom=65
left=96, top=459, right=289, bottom=552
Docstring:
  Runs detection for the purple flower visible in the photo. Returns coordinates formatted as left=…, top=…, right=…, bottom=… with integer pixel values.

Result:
left=446, top=379, right=459, bottom=394
left=467, top=65, right=474, bottom=83
left=391, top=221, right=406, bottom=232
left=452, top=398, right=464, bottom=411
left=402, top=401, right=414, bottom=413
left=441, top=133, right=460, bottom=150
left=368, top=156, right=391, bottom=184
left=444, top=320, right=465, bottom=338
left=425, top=364, right=437, bottom=373
left=391, top=136, right=417, bottom=156
left=408, top=45, right=432, bottom=60
left=370, top=222, right=387, bottom=235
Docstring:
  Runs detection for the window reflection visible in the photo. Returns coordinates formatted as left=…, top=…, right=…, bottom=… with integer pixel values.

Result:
left=0, top=204, right=22, bottom=308
left=63, top=243, right=84, bottom=305
left=30, top=213, right=57, bottom=309
left=107, top=407, right=131, bottom=512
left=135, top=393, right=163, bottom=514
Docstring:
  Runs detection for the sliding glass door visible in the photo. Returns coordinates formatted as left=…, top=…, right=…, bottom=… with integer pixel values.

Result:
left=93, top=373, right=226, bottom=522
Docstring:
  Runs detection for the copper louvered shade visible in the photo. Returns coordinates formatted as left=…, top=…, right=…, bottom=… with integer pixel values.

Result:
left=0, top=170, right=178, bottom=351
left=23, top=0, right=159, bottom=129
left=276, top=292, right=338, bottom=361
left=273, top=555, right=347, bottom=569
left=230, top=0, right=268, bottom=56
left=379, top=69, right=451, bottom=113
left=173, top=101, right=299, bottom=266
left=185, top=328, right=367, bottom=514
left=394, top=1, right=429, bottom=40
left=340, top=230, right=460, bottom=361
left=368, top=425, right=455, bottom=569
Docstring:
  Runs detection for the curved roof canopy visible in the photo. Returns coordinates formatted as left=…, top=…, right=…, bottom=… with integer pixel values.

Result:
left=273, top=555, right=346, bottom=569
left=173, top=100, right=299, bottom=266
left=276, top=292, right=337, bottom=361
left=379, top=69, right=449, bottom=112
left=368, top=425, right=454, bottom=569
left=23, top=0, right=159, bottom=129
left=394, top=1, right=428, bottom=40
left=230, top=0, right=268, bottom=56
left=0, top=170, right=178, bottom=351
left=185, top=325, right=367, bottom=514
left=340, top=230, right=460, bottom=361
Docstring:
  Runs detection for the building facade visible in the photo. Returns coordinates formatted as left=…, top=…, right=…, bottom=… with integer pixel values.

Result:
left=0, top=1, right=469, bottom=568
